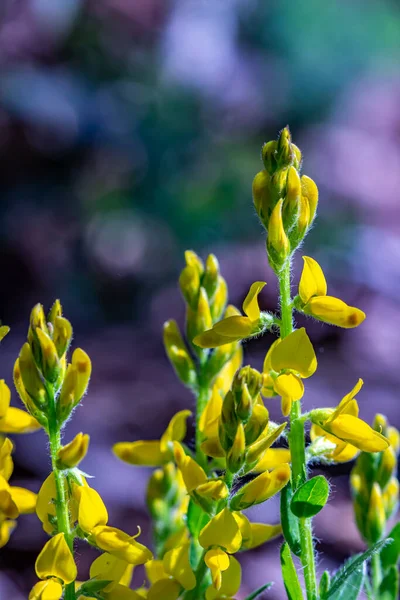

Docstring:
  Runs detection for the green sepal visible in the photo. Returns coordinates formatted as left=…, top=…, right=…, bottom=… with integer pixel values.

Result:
left=290, top=475, right=329, bottom=519
left=244, top=582, right=274, bottom=600
left=325, top=539, right=389, bottom=599
left=280, top=481, right=301, bottom=556
left=378, top=565, right=399, bottom=600
left=280, top=542, right=304, bottom=600
left=380, top=523, right=400, bottom=572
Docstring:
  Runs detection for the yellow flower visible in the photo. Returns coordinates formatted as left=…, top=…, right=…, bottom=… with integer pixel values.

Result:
left=0, top=380, right=40, bottom=434
left=76, top=484, right=109, bottom=533
left=199, top=507, right=242, bottom=554
left=205, top=548, right=230, bottom=590
left=193, top=282, right=267, bottom=348
left=89, top=552, right=134, bottom=592
left=162, top=543, right=196, bottom=590
left=233, top=512, right=282, bottom=550
left=113, top=410, right=191, bottom=467
left=199, top=385, right=225, bottom=458
left=263, top=328, right=317, bottom=416
left=311, top=380, right=390, bottom=453
left=29, top=579, right=63, bottom=600
left=205, top=555, right=241, bottom=600
left=298, top=256, right=366, bottom=328
left=251, top=448, right=291, bottom=473
left=35, top=532, right=77, bottom=584
left=230, top=463, right=291, bottom=511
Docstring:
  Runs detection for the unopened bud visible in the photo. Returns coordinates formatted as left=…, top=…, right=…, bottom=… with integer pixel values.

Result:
left=236, top=384, right=252, bottom=422
left=373, top=413, right=388, bottom=436
left=227, top=424, right=246, bottom=473
left=184, top=250, right=204, bottom=276
left=19, top=343, right=47, bottom=409
left=57, top=432, right=89, bottom=469
left=202, top=254, right=220, bottom=301
left=53, top=317, right=73, bottom=358
left=71, top=348, right=91, bottom=403
left=292, top=144, right=302, bottom=170
left=252, top=170, right=273, bottom=225
left=261, top=141, right=278, bottom=174
left=376, top=446, right=397, bottom=490
left=301, top=175, right=318, bottom=225
left=28, top=304, right=49, bottom=364
left=383, top=477, right=399, bottom=519
left=366, top=483, right=386, bottom=543
left=57, top=364, right=77, bottom=422
left=163, top=320, right=196, bottom=388
left=179, top=265, right=200, bottom=309
left=283, top=166, right=301, bottom=230
left=244, top=404, right=269, bottom=446
left=387, top=426, right=400, bottom=454
left=47, top=300, right=63, bottom=327
left=267, top=199, right=290, bottom=270
left=35, top=328, right=60, bottom=384
left=210, top=276, right=228, bottom=322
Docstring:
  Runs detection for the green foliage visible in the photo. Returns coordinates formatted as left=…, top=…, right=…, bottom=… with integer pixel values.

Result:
left=290, top=475, right=329, bottom=518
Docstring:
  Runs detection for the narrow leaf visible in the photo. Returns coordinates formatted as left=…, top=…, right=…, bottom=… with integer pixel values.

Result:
left=244, top=582, right=274, bottom=599
left=380, top=523, right=400, bottom=571
left=281, top=481, right=301, bottom=556
left=291, top=475, right=329, bottom=518
left=326, top=539, right=389, bottom=599
left=280, top=542, right=304, bottom=600
left=379, top=565, right=399, bottom=600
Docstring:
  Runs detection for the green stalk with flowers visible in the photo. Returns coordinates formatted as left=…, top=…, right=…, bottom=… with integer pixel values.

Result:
left=0, top=127, right=398, bottom=600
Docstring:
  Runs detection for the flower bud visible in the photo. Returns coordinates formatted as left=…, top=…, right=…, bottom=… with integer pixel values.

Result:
left=210, top=276, right=228, bottom=322
left=53, top=317, right=73, bottom=358
left=244, top=404, right=269, bottom=446
left=202, top=254, right=220, bottom=301
left=276, top=126, right=293, bottom=169
left=57, top=364, right=77, bottom=422
left=227, top=424, right=246, bottom=473
left=71, top=348, right=91, bottom=403
left=301, top=175, right=318, bottom=225
left=0, top=326, right=10, bottom=342
left=47, top=299, right=63, bottom=327
left=267, top=199, right=290, bottom=271
left=376, top=446, right=397, bottom=490
left=28, top=304, right=49, bottom=365
left=383, top=477, right=399, bottom=519
left=35, top=328, right=60, bottom=384
left=373, top=413, right=388, bottom=436
left=283, top=166, right=301, bottom=230
left=179, top=265, right=200, bottom=310
left=387, top=426, right=400, bottom=454
left=252, top=170, right=273, bottom=224
left=292, top=144, right=302, bottom=170
left=236, top=384, right=252, bottom=422
left=18, top=343, right=47, bottom=409
left=184, top=250, right=204, bottom=276
left=220, top=391, right=238, bottom=443
left=163, top=320, right=197, bottom=388
left=366, top=483, right=386, bottom=543
left=262, top=140, right=278, bottom=174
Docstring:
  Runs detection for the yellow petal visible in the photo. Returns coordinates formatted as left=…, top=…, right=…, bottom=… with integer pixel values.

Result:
left=274, top=373, right=304, bottom=402
left=331, top=442, right=359, bottom=463
left=213, top=316, right=254, bottom=338
left=199, top=386, right=222, bottom=437
left=214, top=345, right=243, bottom=397
left=263, top=339, right=281, bottom=374
left=242, top=282, right=266, bottom=321
left=29, top=579, right=63, bottom=600
left=195, top=480, right=229, bottom=501
left=0, top=407, right=41, bottom=434
left=301, top=175, right=318, bottom=223
left=0, top=326, right=10, bottom=342
left=304, top=296, right=366, bottom=328
left=77, top=485, right=108, bottom=533
left=205, top=556, right=241, bottom=600
left=325, top=415, right=389, bottom=453
left=147, top=578, right=180, bottom=600
left=205, top=548, right=230, bottom=590
left=0, top=380, right=11, bottom=418
left=163, top=543, right=196, bottom=590
left=36, top=473, right=57, bottom=532
left=299, top=256, right=327, bottom=304
left=199, top=508, right=242, bottom=554
left=0, top=519, right=16, bottom=548
left=0, top=477, right=19, bottom=518
left=173, top=442, right=207, bottom=492
left=331, top=379, right=363, bottom=419
left=193, top=328, right=236, bottom=349
left=243, top=523, right=282, bottom=549
left=35, top=532, right=77, bottom=583
left=246, top=423, right=287, bottom=466
left=113, top=440, right=164, bottom=467
left=270, top=328, right=317, bottom=378
left=91, top=525, right=153, bottom=565
left=90, top=552, right=132, bottom=586
left=10, top=486, right=37, bottom=513
left=251, top=448, right=291, bottom=473
left=160, top=410, right=192, bottom=454
left=71, top=348, right=92, bottom=402
left=145, top=559, right=168, bottom=584
left=57, top=433, right=90, bottom=468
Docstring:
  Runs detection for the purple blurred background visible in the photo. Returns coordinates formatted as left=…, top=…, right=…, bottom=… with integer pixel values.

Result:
left=1, top=0, right=400, bottom=597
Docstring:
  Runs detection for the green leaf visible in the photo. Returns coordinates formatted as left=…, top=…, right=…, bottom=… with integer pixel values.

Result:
left=281, top=481, right=301, bottom=556
left=244, top=582, right=274, bottom=599
left=280, top=542, right=304, bottom=600
left=379, top=565, right=399, bottom=600
left=291, top=475, right=329, bottom=518
left=322, top=555, right=365, bottom=600
left=325, top=539, right=389, bottom=599
left=186, top=498, right=210, bottom=538
left=380, top=523, right=400, bottom=571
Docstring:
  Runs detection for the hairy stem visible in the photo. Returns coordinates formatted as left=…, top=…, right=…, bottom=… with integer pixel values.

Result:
left=47, top=386, right=76, bottom=600
left=279, top=260, right=318, bottom=600
left=195, top=375, right=210, bottom=469
left=371, top=553, right=382, bottom=595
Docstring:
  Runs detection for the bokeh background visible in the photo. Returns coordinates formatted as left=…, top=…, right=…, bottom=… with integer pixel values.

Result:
left=1, top=0, right=400, bottom=597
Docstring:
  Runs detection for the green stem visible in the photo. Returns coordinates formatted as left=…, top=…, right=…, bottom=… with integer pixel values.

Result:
left=47, top=387, right=76, bottom=600
left=279, top=260, right=318, bottom=600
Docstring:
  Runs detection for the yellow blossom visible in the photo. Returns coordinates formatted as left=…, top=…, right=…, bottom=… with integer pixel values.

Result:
left=163, top=543, right=196, bottom=590
left=230, top=463, right=291, bottom=511
left=233, top=512, right=282, bottom=549
left=193, top=282, right=267, bottom=348
left=29, top=579, right=63, bottom=600
left=57, top=432, right=90, bottom=468
left=205, top=555, right=241, bottom=600
left=205, top=548, right=230, bottom=590
left=90, top=525, right=153, bottom=565
left=113, top=410, right=191, bottom=467
left=0, top=379, right=40, bottom=434
left=311, top=380, right=389, bottom=453
left=199, top=508, right=242, bottom=554
left=298, top=256, right=366, bottom=328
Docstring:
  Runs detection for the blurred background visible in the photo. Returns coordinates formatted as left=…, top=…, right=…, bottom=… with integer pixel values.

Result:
left=1, top=0, right=400, bottom=597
